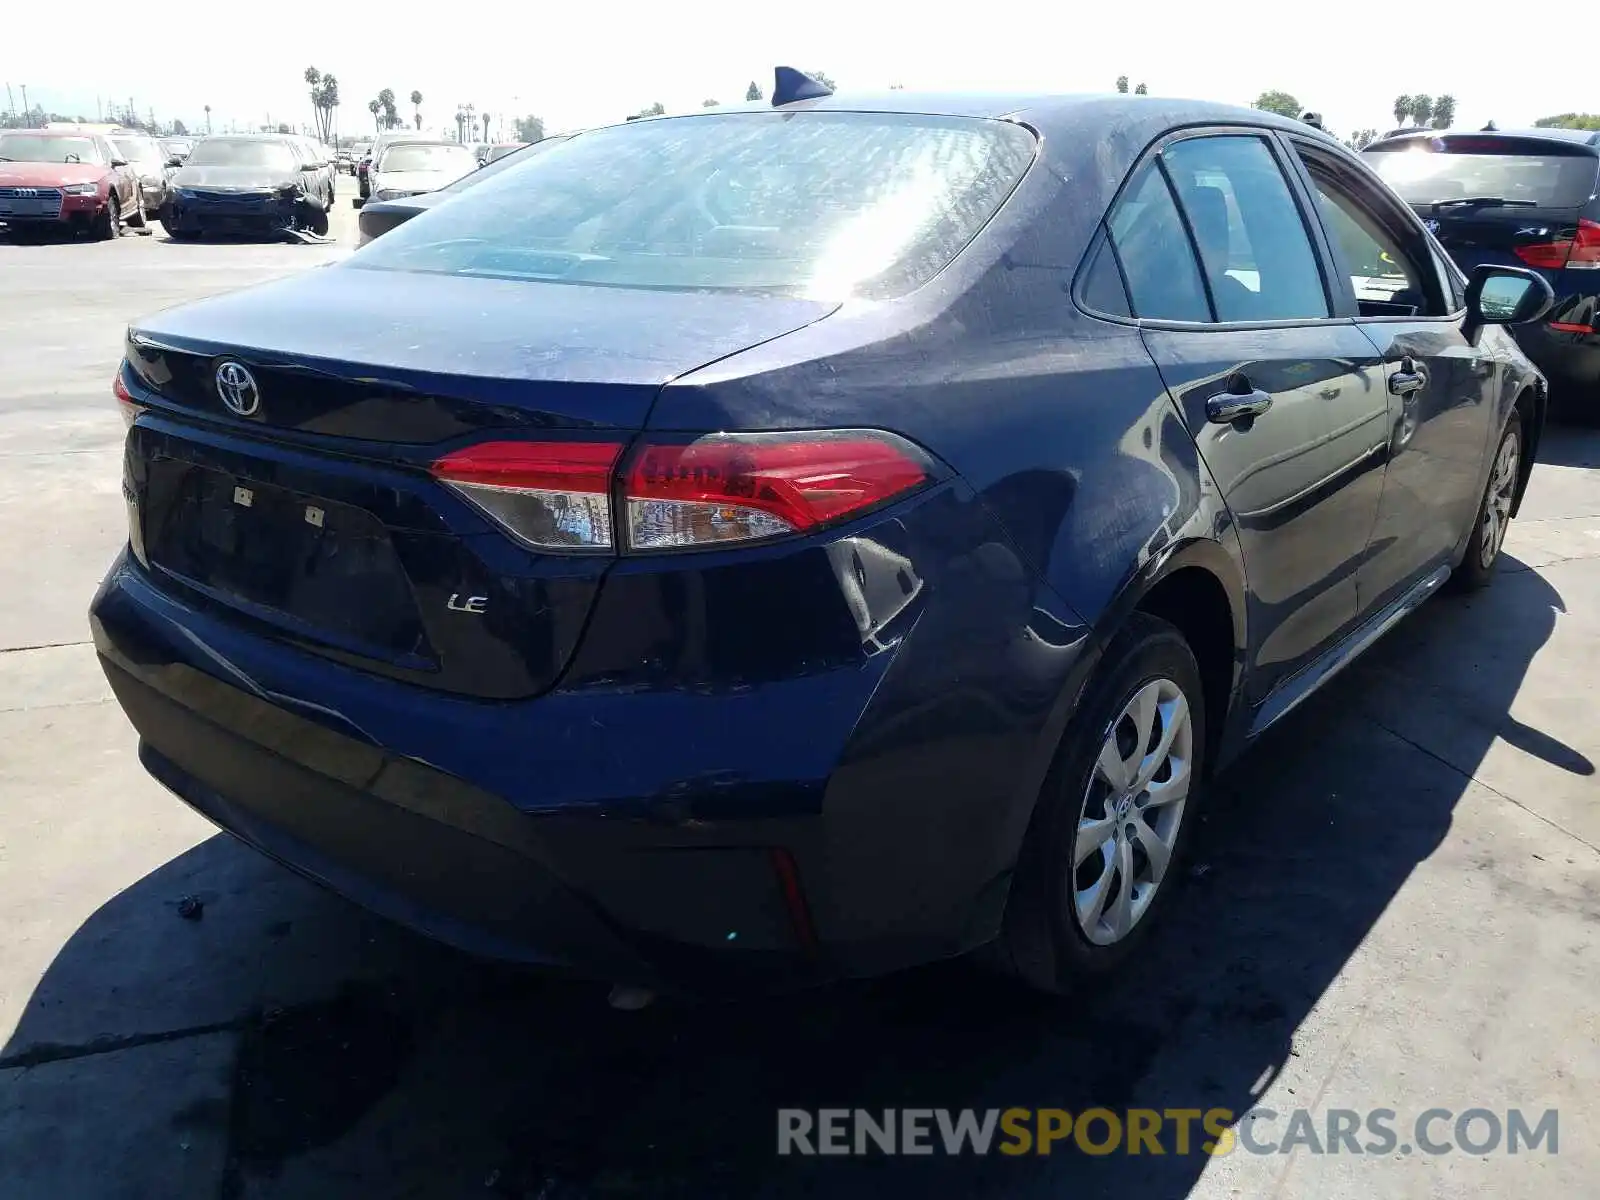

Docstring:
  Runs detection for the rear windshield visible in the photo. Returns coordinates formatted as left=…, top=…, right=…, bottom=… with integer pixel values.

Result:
left=348, top=111, right=1037, bottom=299
left=186, top=139, right=298, bottom=171
left=441, top=136, right=567, bottom=193
left=1365, top=139, right=1600, bottom=209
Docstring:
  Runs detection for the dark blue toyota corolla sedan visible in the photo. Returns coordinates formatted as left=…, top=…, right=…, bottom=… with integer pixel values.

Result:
left=93, top=88, right=1554, bottom=996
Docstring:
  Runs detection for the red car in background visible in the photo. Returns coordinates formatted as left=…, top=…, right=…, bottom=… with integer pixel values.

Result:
left=0, top=129, right=145, bottom=239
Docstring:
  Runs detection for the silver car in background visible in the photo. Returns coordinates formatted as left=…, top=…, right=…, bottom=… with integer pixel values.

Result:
left=368, top=140, right=478, bottom=202
left=111, top=132, right=171, bottom=221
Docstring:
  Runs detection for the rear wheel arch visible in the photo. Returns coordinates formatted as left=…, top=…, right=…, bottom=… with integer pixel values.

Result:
left=1100, top=544, right=1245, bottom=775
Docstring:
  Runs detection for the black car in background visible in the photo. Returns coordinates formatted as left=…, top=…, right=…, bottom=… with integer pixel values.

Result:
left=357, top=133, right=573, bottom=244
left=162, top=135, right=330, bottom=240
left=1365, top=129, right=1600, bottom=410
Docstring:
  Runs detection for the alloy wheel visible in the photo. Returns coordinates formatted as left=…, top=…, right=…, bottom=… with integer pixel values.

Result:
left=1480, top=429, right=1520, bottom=571
left=1071, top=677, right=1193, bottom=946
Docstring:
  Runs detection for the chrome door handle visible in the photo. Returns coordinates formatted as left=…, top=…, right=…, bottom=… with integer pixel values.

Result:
left=1206, top=388, right=1274, bottom=424
left=1389, top=355, right=1426, bottom=396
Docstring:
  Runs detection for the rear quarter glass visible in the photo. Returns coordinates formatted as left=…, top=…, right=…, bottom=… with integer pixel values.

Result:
left=346, top=111, right=1038, bottom=301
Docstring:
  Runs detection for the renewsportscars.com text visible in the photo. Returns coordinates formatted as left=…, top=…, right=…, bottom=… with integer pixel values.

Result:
left=777, top=1107, right=1558, bottom=1157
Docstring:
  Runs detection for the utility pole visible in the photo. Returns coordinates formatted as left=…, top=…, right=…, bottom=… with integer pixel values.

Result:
left=20, top=84, right=30, bottom=125
left=5, top=83, right=15, bottom=122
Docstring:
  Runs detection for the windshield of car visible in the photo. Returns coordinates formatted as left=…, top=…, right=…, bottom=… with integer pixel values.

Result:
left=350, top=112, right=1036, bottom=299
left=0, top=134, right=103, bottom=164
left=379, top=144, right=476, bottom=173
left=184, top=139, right=298, bottom=170
left=1365, top=139, right=1600, bottom=209
left=113, top=138, right=164, bottom=166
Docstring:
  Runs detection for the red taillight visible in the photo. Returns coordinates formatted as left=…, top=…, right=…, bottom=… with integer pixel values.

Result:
left=113, top=365, right=144, bottom=429
left=1516, top=219, right=1600, bottom=271
left=1515, top=240, right=1571, bottom=269
left=432, top=431, right=934, bottom=554
left=623, top=431, right=931, bottom=551
left=431, top=441, right=623, bottom=551
left=1569, top=218, right=1600, bottom=270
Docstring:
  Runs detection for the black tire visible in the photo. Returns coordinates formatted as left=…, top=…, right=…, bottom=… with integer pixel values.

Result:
left=95, top=195, right=120, bottom=241
left=1452, top=411, right=1523, bottom=592
left=129, top=194, right=147, bottom=229
left=308, top=204, right=330, bottom=237
left=167, top=227, right=199, bottom=241
left=994, top=613, right=1207, bottom=994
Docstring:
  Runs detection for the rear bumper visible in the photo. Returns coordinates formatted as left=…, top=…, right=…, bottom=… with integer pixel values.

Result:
left=1516, top=317, right=1600, bottom=395
left=92, top=535, right=1084, bottom=991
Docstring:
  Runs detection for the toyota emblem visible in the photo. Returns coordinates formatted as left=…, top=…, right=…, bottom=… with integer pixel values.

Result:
left=214, top=361, right=261, bottom=417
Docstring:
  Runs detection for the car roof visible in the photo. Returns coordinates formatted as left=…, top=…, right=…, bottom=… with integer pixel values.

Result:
left=625, top=91, right=1327, bottom=148
left=378, top=139, right=468, bottom=153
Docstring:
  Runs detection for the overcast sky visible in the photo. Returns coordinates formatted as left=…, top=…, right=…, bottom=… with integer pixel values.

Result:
left=3, top=3, right=1589, bottom=140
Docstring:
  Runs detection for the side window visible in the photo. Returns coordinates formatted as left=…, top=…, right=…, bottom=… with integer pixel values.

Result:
left=1163, top=136, right=1330, bottom=322
left=1107, top=164, right=1211, bottom=322
left=1080, top=238, right=1131, bottom=317
left=1301, top=161, right=1445, bottom=317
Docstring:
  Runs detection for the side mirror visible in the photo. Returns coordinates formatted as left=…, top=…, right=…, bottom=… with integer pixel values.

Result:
left=110, top=157, right=129, bottom=168
left=166, top=156, right=184, bottom=168
left=1463, top=264, right=1554, bottom=340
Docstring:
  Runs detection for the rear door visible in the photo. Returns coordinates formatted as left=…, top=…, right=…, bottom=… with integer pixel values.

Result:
left=1290, top=137, right=1500, bottom=611
left=1105, top=131, right=1392, bottom=706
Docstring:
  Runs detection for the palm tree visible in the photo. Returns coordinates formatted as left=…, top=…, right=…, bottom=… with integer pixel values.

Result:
left=367, top=98, right=381, bottom=132
left=1392, top=95, right=1412, bottom=128
left=305, top=67, right=321, bottom=133
left=203, top=104, right=211, bottom=133
left=481, top=112, right=491, bottom=141
left=410, top=90, right=423, bottom=130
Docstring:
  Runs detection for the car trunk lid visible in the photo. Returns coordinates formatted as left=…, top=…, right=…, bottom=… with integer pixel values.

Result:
left=124, top=268, right=835, bottom=698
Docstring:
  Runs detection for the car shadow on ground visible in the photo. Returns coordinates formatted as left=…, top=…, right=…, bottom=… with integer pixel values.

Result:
left=2, top=545, right=1588, bottom=1197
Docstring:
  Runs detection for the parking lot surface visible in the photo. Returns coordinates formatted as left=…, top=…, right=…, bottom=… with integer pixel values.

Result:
left=1, top=204, right=1597, bottom=1199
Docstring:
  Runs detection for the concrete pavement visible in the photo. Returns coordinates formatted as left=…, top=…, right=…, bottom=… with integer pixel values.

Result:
left=0, top=202, right=1596, bottom=1199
